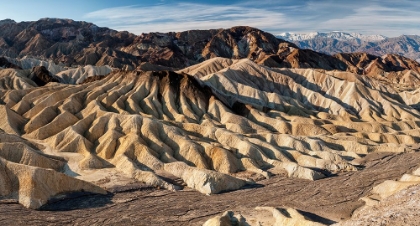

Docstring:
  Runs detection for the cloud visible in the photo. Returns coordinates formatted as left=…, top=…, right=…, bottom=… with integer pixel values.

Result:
left=84, top=0, right=420, bottom=36
left=314, top=1, right=420, bottom=35
left=84, top=2, right=298, bottom=34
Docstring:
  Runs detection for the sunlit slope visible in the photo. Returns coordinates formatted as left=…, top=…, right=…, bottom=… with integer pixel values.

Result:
left=1, top=57, right=420, bottom=209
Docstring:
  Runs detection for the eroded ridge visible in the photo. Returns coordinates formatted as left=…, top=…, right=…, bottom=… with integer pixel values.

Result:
left=1, top=58, right=420, bottom=209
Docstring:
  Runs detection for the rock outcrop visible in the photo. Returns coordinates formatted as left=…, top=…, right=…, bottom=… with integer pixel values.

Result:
left=29, top=66, right=61, bottom=86
left=0, top=57, right=21, bottom=69
left=338, top=180, right=420, bottom=226
left=353, top=166, right=420, bottom=211
left=203, top=208, right=328, bottom=226
left=203, top=211, right=248, bottom=226
left=0, top=129, right=107, bottom=209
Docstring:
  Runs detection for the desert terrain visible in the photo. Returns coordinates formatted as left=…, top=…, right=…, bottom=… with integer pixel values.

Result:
left=1, top=19, right=420, bottom=225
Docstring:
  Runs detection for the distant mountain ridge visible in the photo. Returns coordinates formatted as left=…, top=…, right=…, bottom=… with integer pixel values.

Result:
left=0, top=18, right=297, bottom=69
left=278, top=32, right=386, bottom=42
left=278, top=32, right=420, bottom=62
left=1, top=18, right=420, bottom=80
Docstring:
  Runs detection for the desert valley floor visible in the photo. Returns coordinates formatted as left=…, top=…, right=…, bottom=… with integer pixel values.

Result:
left=2, top=151, right=420, bottom=225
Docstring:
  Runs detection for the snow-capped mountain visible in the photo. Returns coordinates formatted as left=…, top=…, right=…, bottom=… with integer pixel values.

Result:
left=278, top=32, right=387, bottom=42
left=277, top=32, right=420, bottom=61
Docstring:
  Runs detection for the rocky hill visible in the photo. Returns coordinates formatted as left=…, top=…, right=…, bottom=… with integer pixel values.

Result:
left=0, top=18, right=137, bottom=69
left=2, top=18, right=420, bottom=75
left=0, top=18, right=296, bottom=69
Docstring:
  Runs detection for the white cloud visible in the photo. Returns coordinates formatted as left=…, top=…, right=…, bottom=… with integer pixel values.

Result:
left=84, top=2, right=297, bottom=34
left=84, top=0, right=420, bottom=37
left=317, top=3, right=420, bottom=35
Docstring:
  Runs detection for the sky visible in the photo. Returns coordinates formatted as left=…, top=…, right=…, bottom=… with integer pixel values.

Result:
left=1, top=0, right=419, bottom=37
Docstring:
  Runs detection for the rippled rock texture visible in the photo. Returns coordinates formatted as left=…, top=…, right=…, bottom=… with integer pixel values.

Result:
left=1, top=57, right=420, bottom=214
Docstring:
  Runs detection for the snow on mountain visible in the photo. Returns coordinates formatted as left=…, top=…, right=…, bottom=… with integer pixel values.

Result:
left=278, top=32, right=387, bottom=42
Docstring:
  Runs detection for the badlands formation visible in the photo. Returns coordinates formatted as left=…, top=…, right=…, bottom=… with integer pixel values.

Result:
left=1, top=20, right=420, bottom=225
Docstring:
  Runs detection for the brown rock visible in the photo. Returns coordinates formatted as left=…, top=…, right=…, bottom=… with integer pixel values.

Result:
left=0, top=57, right=21, bottom=69
left=29, top=66, right=61, bottom=86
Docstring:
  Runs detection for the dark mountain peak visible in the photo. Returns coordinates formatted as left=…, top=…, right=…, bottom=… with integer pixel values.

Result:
left=228, top=26, right=264, bottom=34
left=38, top=17, right=75, bottom=23
left=34, top=18, right=94, bottom=28
left=0, top=19, right=16, bottom=25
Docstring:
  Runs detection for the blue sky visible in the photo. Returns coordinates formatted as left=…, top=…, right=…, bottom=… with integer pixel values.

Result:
left=1, top=0, right=419, bottom=37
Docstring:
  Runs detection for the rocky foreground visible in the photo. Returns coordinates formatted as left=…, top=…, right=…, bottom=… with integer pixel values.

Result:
left=0, top=152, right=419, bottom=225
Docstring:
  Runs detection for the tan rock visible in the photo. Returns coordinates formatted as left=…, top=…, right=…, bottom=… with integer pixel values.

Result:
left=0, top=157, right=106, bottom=209
left=255, top=207, right=326, bottom=226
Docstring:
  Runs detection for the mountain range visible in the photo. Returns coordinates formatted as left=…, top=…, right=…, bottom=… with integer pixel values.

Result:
left=1, top=18, right=420, bottom=88
left=278, top=32, right=420, bottom=62
left=278, top=32, right=387, bottom=42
